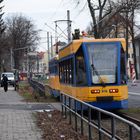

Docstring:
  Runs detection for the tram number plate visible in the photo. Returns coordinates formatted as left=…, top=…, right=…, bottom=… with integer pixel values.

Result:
left=97, top=96, right=113, bottom=102
left=101, top=90, right=107, bottom=93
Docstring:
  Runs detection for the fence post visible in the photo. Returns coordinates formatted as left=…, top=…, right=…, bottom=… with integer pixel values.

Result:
left=74, top=100, right=77, bottom=131
left=129, top=126, right=133, bottom=140
left=98, top=111, right=102, bottom=140
left=60, top=93, right=64, bottom=116
left=69, top=97, right=72, bottom=124
left=88, top=107, right=92, bottom=140
left=81, top=103, right=84, bottom=135
left=64, top=95, right=67, bottom=118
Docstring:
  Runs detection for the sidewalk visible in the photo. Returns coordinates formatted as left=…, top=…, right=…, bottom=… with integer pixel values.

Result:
left=0, top=86, right=43, bottom=140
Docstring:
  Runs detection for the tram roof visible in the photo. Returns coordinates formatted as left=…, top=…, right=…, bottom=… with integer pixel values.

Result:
left=59, top=38, right=126, bottom=59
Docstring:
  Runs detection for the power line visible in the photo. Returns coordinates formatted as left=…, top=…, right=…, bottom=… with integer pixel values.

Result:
left=73, top=1, right=88, bottom=19
left=57, top=27, right=69, bottom=40
left=45, top=22, right=68, bottom=40
left=44, top=23, right=55, bottom=33
left=57, top=0, right=81, bottom=20
left=48, top=0, right=65, bottom=21
left=57, top=24, right=68, bottom=38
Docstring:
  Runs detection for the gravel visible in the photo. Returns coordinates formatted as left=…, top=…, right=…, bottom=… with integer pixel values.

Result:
left=36, top=110, right=88, bottom=140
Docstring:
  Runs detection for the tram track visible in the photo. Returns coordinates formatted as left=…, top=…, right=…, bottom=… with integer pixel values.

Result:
left=74, top=110, right=140, bottom=140
left=116, top=112, right=140, bottom=126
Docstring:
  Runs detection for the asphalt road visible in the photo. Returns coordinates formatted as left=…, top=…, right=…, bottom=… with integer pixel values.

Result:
left=128, top=81, right=140, bottom=108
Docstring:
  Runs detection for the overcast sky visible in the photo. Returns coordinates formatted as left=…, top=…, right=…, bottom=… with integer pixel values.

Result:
left=3, top=0, right=92, bottom=51
left=4, top=0, right=140, bottom=51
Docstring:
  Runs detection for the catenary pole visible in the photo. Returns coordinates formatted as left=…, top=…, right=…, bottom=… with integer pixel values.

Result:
left=47, top=31, right=50, bottom=61
left=51, top=34, right=53, bottom=58
left=67, top=10, right=71, bottom=43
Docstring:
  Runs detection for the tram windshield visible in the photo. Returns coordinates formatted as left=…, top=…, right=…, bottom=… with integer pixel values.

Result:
left=87, top=43, right=118, bottom=84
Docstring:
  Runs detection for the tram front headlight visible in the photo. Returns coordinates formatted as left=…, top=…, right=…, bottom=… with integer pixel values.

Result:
left=109, top=89, right=119, bottom=93
left=91, top=89, right=100, bottom=94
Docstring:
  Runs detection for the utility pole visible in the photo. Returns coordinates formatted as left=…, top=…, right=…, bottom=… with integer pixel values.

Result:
left=67, top=10, right=72, bottom=43
left=47, top=32, right=50, bottom=61
left=10, top=46, right=29, bottom=72
left=51, top=34, right=53, bottom=58
left=37, top=55, right=39, bottom=75
left=55, top=21, right=58, bottom=54
left=10, top=48, right=13, bottom=70
left=55, top=10, right=72, bottom=46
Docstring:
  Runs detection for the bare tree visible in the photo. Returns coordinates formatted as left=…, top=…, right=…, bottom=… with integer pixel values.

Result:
left=124, top=0, right=140, bottom=78
left=86, top=0, right=140, bottom=77
left=0, top=0, right=6, bottom=71
left=0, top=0, right=5, bottom=36
left=68, top=0, right=140, bottom=78
left=87, top=0, right=129, bottom=38
left=5, top=14, right=40, bottom=70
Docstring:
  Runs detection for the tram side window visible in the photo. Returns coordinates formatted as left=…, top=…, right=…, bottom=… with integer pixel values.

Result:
left=76, top=48, right=87, bottom=86
left=69, top=59, right=73, bottom=84
left=49, top=61, right=58, bottom=75
left=55, top=62, right=58, bottom=74
left=59, top=58, right=74, bottom=84
left=121, top=47, right=127, bottom=84
left=59, top=62, right=64, bottom=82
left=49, top=63, right=54, bottom=74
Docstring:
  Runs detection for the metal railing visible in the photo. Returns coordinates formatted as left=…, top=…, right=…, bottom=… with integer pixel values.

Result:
left=29, top=79, right=45, bottom=96
left=60, top=92, right=140, bottom=140
left=28, top=79, right=140, bottom=139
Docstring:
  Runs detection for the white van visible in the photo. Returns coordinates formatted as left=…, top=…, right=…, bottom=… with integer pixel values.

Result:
left=1, top=72, right=15, bottom=87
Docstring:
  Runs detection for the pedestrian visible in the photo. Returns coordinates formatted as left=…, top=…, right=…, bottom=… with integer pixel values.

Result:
left=2, top=74, right=8, bottom=92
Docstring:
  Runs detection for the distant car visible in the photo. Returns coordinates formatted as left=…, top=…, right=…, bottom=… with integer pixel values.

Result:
left=1, top=72, right=15, bottom=87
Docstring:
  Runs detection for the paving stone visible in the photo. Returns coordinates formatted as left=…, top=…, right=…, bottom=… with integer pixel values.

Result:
left=0, top=86, right=43, bottom=140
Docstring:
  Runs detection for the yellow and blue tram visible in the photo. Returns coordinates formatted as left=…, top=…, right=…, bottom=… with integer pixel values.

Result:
left=49, top=55, right=60, bottom=97
left=49, top=38, right=128, bottom=110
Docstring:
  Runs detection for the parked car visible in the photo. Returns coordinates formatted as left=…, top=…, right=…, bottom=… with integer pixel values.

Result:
left=1, top=72, right=15, bottom=87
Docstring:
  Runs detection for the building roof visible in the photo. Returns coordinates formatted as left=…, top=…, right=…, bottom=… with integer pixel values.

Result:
left=37, top=52, right=45, bottom=59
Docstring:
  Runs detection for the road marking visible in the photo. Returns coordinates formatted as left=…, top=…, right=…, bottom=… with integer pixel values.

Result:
left=129, top=92, right=140, bottom=96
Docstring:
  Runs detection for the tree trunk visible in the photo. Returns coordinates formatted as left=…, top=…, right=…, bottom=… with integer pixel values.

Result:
left=131, top=8, right=138, bottom=79
left=87, top=0, right=99, bottom=38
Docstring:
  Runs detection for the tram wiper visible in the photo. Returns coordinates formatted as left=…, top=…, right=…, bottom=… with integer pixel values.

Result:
left=91, top=64, right=106, bottom=87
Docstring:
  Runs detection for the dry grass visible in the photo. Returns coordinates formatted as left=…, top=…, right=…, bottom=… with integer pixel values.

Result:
left=18, top=80, right=59, bottom=103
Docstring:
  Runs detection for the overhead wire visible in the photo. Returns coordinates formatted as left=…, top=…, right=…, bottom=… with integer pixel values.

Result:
left=57, top=26, right=69, bottom=40
left=48, top=0, right=64, bottom=21
left=57, top=24, right=68, bottom=38
left=43, top=0, right=69, bottom=40
left=67, top=0, right=90, bottom=30
left=43, top=0, right=88, bottom=42
left=73, top=1, right=88, bottom=19
left=57, top=0, right=82, bottom=20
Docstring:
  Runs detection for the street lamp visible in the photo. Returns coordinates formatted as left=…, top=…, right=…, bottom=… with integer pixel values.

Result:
left=10, top=46, right=29, bottom=70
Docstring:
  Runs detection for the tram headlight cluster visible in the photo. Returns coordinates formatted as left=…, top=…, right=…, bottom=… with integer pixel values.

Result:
left=109, top=89, right=119, bottom=93
left=91, top=89, right=100, bottom=94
